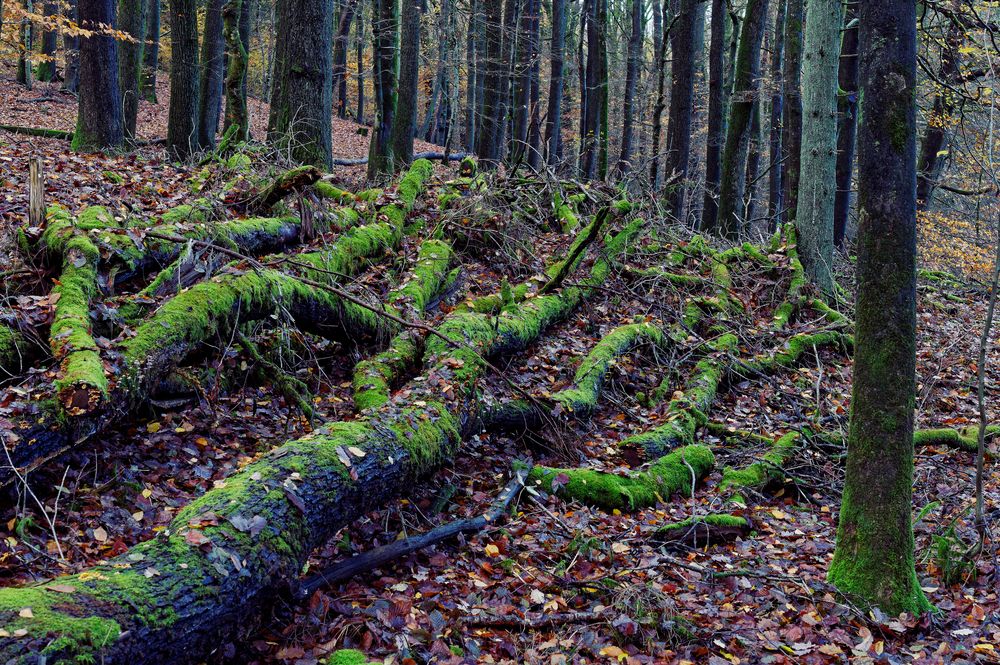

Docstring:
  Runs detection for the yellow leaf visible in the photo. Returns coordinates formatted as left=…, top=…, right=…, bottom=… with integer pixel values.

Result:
left=18, top=608, right=33, bottom=619
left=484, top=544, right=500, bottom=557
left=146, top=422, right=161, bottom=433
left=47, top=584, right=76, bottom=594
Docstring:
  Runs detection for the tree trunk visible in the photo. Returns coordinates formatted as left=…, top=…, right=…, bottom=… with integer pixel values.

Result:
left=268, top=0, right=335, bottom=168
left=833, top=0, right=858, bottom=248
left=197, top=0, right=225, bottom=150
left=389, top=0, right=420, bottom=168
left=579, top=0, right=607, bottom=180
left=465, top=0, right=480, bottom=151
left=544, top=0, right=567, bottom=167
left=367, top=0, right=397, bottom=177
left=223, top=0, right=250, bottom=142
left=915, top=0, right=964, bottom=210
left=118, top=0, right=147, bottom=141
left=525, top=1, right=541, bottom=170
left=828, top=0, right=933, bottom=617
left=510, top=0, right=539, bottom=166
left=62, top=0, right=81, bottom=92
left=794, top=0, right=841, bottom=295
left=476, top=0, right=504, bottom=165
left=700, top=0, right=726, bottom=230
left=663, top=0, right=704, bottom=219
left=333, top=0, right=359, bottom=119
left=711, top=0, right=768, bottom=239
left=166, top=0, right=200, bottom=159
left=17, top=0, right=32, bottom=89
left=355, top=4, right=365, bottom=123
left=649, top=0, right=670, bottom=191
left=766, top=0, right=785, bottom=227
left=141, top=0, right=161, bottom=102
left=72, top=0, right=124, bottom=152
left=615, top=0, right=642, bottom=173
left=780, top=0, right=802, bottom=222
left=37, top=1, right=58, bottom=81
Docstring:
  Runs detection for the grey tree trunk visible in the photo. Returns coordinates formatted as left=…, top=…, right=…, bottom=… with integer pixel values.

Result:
left=794, top=0, right=841, bottom=295
left=118, top=0, right=147, bottom=141
left=476, top=0, right=504, bottom=165
left=833, top=1, right=858, bottom=248
left=663, top=0, right=704, bottom=219
left=780, top=0, right=802, bottom=222
left=268, top=0, right=335, bottom=168
left=544, top=0, right=567, bottom=166
left=615, top=0, right=642, bottom=173
left=73, top=0, right=124, bottom=152
left=197, top=0, right=225, bottom=149
left=828, top=0, right=933, bottom=618
left=141, top=0, right=160, bottom=101
left=166, top=0, right=200, bottom=159
left=223, top=0, right=250, bottom=141
left=367, top=0, right=397, bottom=177
left=767, top=0, right=785, bottom=227
left=37, top=1, right=58, bottom=81
left=465, top=0, right=481, bottom=151
left=711, top=0, right=768, bottom=239
left=700, top=0, right=725, bottom=230
left=355, top=4, right=365, bottom=123
left=62, top=0, right=81, bottom=92
left=390, top=0, right=421, bottom=167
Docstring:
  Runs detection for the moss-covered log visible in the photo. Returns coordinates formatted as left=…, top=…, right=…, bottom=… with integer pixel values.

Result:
left=527, top=444, right=715, bottom=511
left=42, top=207, right=109, bottom=415
left=771, top=224, right=807, bottom=330
left=484, top=322, right=666, bottom=431
left=912, top=426, right=1000, bottom=452
left=654, top=513, right=750, bottom=546
left=0, top=208, right=635, bottom=664
left=718, top=431, right=799, bottom=493
left=244, top=165, right=323, bottom=214
left=0, top=322, right=32, bottom=379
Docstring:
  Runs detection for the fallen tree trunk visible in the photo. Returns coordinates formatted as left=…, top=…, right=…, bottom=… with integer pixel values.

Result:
left=0, top=205, right=638, bottom=663
left=0, top=162, right=437, bottom=487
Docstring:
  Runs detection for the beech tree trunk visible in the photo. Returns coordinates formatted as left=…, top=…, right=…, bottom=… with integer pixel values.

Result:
left=767, top=0, right=785, bottom=226
left=794, top=0, right=841, bottom=295
left=700, top=0, right=726, bottom=230
left=780, top=0, right=802, bottom=222
left=367, top=0, right=397, bottom=176
left=223, top=0, right=250, bottom=141
left=828, top=0, right=933, bottom=617
left=37, top=1, right=58, bottom=81
left=197, top=0, right=225, bottom=150
left=663, top=0, right=704, bottom=220
left=615, top=0, right=642, bottom=174
left=711, top=0, right=768, bottom=239
left=545, top=0, right=567, bottom=167
left=166, top=0, right=200, bottom=159
left=17, top=0, right=32, bottom=88
left=62, top=0, right=81, bottom=92
left=390, top=0, right=421, bottom=168
left=333, top=0, right=359, bottom=119
left=355, top=5, right=365, bottom=123
left=141, top=0, right=160, bottom=102
left=833, top=0, right=858, bottom=248
left=73, top=0, right=124, bottom=152
left=118, top=0, right=147, bottom=141
left=268, top=0, right=334, bottom=168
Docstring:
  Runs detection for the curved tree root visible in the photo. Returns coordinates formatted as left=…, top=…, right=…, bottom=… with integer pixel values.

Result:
left=0, top=210, right=634, bottom=664
left=654, top=513, right=751, bottom=547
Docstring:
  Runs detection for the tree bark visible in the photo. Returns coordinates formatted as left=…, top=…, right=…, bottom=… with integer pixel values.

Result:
left=141, top=0, right=161, bottom=101
left=17, top=0, right=33, bottom=88
left=711, top=0, right=769, bottom=239
left=915, top=0, right=965, bottom=210
left=62, top=0, right=81, bottom=92
left=390, top=0, right=421, bottom=168
left=367, top=0, right=397, bottom=177
left=197, top=0, right=225, bottom=150
left=615, top=0, right=642, bottom=174
left=118, top=0, right=147, bottom=141
left=794, top=0, right=841, bottom=295
left=663, top=0, right=704, bottom=219
left=476, top=0, right=504, bottom=166
left=510, top=0, right=540, bottom=166
left=268, top=0, right=335, bottom=168
left=72, top=0, right=124, bottom=152
left=780, top=0, right=802, bottom=222
left=166, top=0, right=200, bottom=159
left=833, top=0, right=858, bottom=248
left=223, top=0, right=250, bottom=142
left=766, top=0, right=785, bottom=227
left=333, top=0, right=359, bottom=119
left=579, top=0, right=608, bottom=180
left=355, top=3, right=365, bottom=123
left=828, top=0, right=933, bottom=617
left=544, top=0, right=567, bottom=167
left=700, top=0, right=726, bottom=230
left=37, top=1, right=58, bottom=81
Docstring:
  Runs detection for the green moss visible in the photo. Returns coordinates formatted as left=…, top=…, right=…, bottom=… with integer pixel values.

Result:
left=912, top=426, right=1000, bottom=452
left=528, top=444, right=714, bottom=511
left=656, top=513, right=748, bottom=534
left=719, top=432, right=799, bottom=492
left=0, top=586, right=122, bottom=659
left=396, top=159, right=434, bottom=211
left=313, top=181, right=355, bottom=204
left=773, top=224, right=806, bottom=330
left=326, top=649, right=372, bottom=665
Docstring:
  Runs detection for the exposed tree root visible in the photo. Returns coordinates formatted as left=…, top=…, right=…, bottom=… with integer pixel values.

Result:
left=654, top=513, right=751, bottom=547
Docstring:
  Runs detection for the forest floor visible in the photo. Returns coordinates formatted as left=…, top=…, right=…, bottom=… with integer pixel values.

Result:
left=1, top=67, right=999, bottom=664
